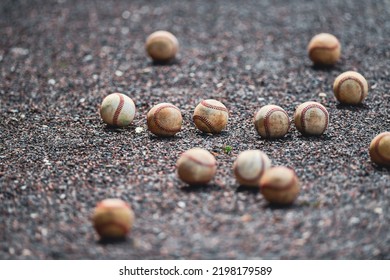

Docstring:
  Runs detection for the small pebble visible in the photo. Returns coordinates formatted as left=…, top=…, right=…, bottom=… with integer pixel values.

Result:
left=30, top=213, right=38, bottom=219
left=177, top=201, right=186, bottom=208
left=122, top=10, right=131, bottom=19
left=319, top=92, right=327, bottom=98
left=240, top=214, right=252, bottom=222
left=22, top=249, right=31, bottom=256
left=11, top=47, right=29, bottom=56
left=349, top=217, right=360, bottom=225
left=82, top=54, right=93, bottom=62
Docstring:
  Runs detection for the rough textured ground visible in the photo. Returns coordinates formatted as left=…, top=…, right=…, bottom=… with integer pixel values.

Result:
left=0, top=0, right=389, bottom=259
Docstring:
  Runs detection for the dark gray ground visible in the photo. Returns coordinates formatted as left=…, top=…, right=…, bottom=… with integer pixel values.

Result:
left=0, top=0, right=389, bottom=259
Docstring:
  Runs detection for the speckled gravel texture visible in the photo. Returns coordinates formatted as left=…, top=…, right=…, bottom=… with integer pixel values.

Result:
left=1, top=0, right=389, bottom=259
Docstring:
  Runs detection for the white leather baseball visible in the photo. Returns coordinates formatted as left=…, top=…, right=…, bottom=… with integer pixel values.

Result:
left=147, top=102, right=183, bottom=137
left=294, top=101, right=329, bottom=136
left=233, top=150, right=271, bottom=187
left=193, top=99, right=229, bottom=134
left=254, top=105, right=290, bottom=139
left=100, top=93, right=136, bottom=127
left=176, top=148, right=217, bottom=185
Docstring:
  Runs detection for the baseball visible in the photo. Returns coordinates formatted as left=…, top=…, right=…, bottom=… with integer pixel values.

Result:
left=147, top=103, right=183, bottom=137
left=176, top=148, right=217, bottom=185
left=233, top=150, right=271, bottom=187
left=294, top=101, right=329, bottom=136
left=307, top=33, right=341, bottom=65
left=145, top=30, right=179, bottom=62
left=369, top=132, right=390, bottom=166
left=333, top=71, right=368, bottom=105
left=254, top=105, right=290, bottom=139
left=92, top=198, right=135, bottom=240
left=100, top=93, right=136, bottom=127
left=259, top=166, right=300, bottom=205
left=193, top=99, right=229, bottom=134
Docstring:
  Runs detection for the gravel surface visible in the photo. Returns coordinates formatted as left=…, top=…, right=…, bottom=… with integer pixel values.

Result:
left=0, top=0, right=389, bottom=259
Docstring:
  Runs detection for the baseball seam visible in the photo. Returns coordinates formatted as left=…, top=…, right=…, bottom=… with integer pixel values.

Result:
left=153, top=104, right=182, bottom=133
left=308, top=43, right=340, bottom=58
left=264, top=108, right=289, bottom=138
left=193, top=115, right=217, bottom=133
left=335, top=76, right=365, bottom=103
left=181, top=154, right=216, bottom=168
left=374, top=133, right=390, bottom=162
left=200, top=100, right=228, bottom=112
left=261, top=171, right=297, bottom=191
left=112, top=93, right=125, bottom=126
left=300, top=104, right=329, bottom=134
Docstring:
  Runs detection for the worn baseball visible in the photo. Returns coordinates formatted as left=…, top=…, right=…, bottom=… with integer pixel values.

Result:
left=147, top=103, right=183, bottom=137
left=100, top=93, right=136, bottom=127
left=254, top=105, right=290, bottom=139
left=369, top=132, right=390, bottom=166
left=233, top=150, right=271, bottom=187
left=307, top=33, right=341, bottom=65
left=145, top=30, right=179, bottom=62
left=193, top=99, right=229, bottom=134
left=294, top=101, right=329, bottom=136
left=176, top=148, right=217, bottom=185
left=92, top=198, right=135, bottom=240
left=333, top=71, right=368, bottom=105
left=259, top=166, right=300, bottom=205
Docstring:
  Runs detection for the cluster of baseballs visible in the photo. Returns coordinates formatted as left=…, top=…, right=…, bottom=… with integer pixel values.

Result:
left=99, top=95, right=228, bottom=136
left=308, top=33, right=389, bottom=166
left=99, top=93, right=330, bottom=138
left=308, top=33, right=369, bottom=105
left=177, top=148, right=300, bottom=205
left=91, top=31, right=390, bottom=241
left=255, top=102, right=329, bottom=138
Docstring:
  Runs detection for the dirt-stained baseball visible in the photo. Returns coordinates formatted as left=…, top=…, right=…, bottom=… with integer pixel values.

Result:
left=100, top=93, right=136, bottom=127
left=333, top=71, right=368, bottom=105
left=369, top=132, right=390, bottom=166
left=307, top=33, right=341, bottom=65
left=294, top=101, right=329, bottom=136
left=176, top=148, right=217, bottom=185
left=259, top=166, right=300, bottom=205
left=147, top=103, right=183, bottom=137
left=145, top=30, right=179, bottom=62
left=233, top=150, right=271, bottom=187
left=254, top=105, right=290, bottom=139
left=193, top=99, right=229, bottom=134
left=92, top=198, right=135, bottom=240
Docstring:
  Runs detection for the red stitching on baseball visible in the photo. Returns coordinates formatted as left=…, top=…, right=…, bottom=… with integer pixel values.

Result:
left=300, top=104, right=328, bottom=134
left=153, top=104, right=181, bottom=133
left=335, top=75, right=365, bottom=103
left=112, top=93, right=125, bottom=126
left=200, top=100, right=228, bottom=112
left=264, top=108, right=289, bottom=138
left=193, top=115, right=216, bottom=133
left=261, top=170, right=297, bottom=191
left=181, top=154, right=216, bottom=168
left=308, top=43, right=339, bottom=59
left=96, top=221, right=129, bottom=235
left=374, top=133, right=390, bottom=163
